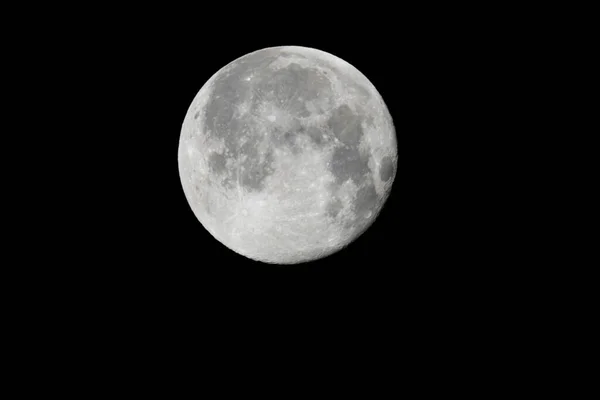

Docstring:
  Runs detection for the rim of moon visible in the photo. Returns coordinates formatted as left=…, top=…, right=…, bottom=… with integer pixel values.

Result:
left=178, top=46, right=397, bottom=265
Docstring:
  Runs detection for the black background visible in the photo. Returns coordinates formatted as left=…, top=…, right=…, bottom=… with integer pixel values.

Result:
left=11, top=5, right=560, bottom=385
left=9, top=5, right=571, bottom=387
left=48, top=6, right=525, bottom=331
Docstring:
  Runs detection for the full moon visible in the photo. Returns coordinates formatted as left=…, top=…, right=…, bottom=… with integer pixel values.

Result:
left=178, top=46, right=397, bottom=264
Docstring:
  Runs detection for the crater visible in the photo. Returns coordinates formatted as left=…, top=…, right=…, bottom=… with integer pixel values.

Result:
left=269, top=125, right=298, bottom=154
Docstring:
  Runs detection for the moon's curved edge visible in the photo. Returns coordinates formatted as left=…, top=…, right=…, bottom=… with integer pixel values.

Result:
left=177, top=45, right=398, bottom=264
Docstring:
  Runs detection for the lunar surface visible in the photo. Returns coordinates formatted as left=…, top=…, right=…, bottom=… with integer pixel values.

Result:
left=178, top=46, right=397, bottom=264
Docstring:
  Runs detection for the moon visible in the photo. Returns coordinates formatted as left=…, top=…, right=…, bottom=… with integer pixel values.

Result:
left=178, top=46, right=397, bottom=264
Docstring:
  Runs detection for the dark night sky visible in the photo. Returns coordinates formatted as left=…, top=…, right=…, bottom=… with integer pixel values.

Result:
left=9, top=5, right=553, bottom=383
left=55, top=7, right=517, bottom=323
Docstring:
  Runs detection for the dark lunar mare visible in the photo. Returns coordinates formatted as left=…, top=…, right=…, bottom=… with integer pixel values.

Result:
left=379, top=156, right=394, bottom=182
left=203, top=49, right=282, bottom=193
left=354, top=183, right=378, bottom=219
left=325, top=103, right=379, bottom=234
left=326, top=103, right=372, bottom=185
left=251, top=62, right=333, bottom=118
left=203, top=50, right=339, bottom=193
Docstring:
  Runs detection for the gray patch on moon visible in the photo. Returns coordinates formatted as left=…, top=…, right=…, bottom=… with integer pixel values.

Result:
left=326, top=105, right=370, bottom=185
left=303, top=125, right=330, bottom=147
left=239, top=148, right=275, bottom=192
left=282, top=130, right=299, bottom=152
left=252, top=62, right=333, bottom=118
left=203, top=49, right=281, bottom=149
left=202, top=49, right=337, bottom=194
left=329, top=145, right=370, bottom=185
left=326, top=198, right=343, bottom=219
left=254, top=67, right=298, bottom=107
left=279, top=50, right=308, bottom=60
left=203, top=81, right=246, bottom=144
left=208, top=152, right=227, bottom=174
left=323, top=103, right=381, bottom=236
left=354, top=182, right=378, bottom=219
left=379, top=155, right=394, bottom=182
left=308, top=55, right=373, bottom=106
left=327, top=104, right=363, bottom=146
left=269, top=124, right=303, bottom=154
